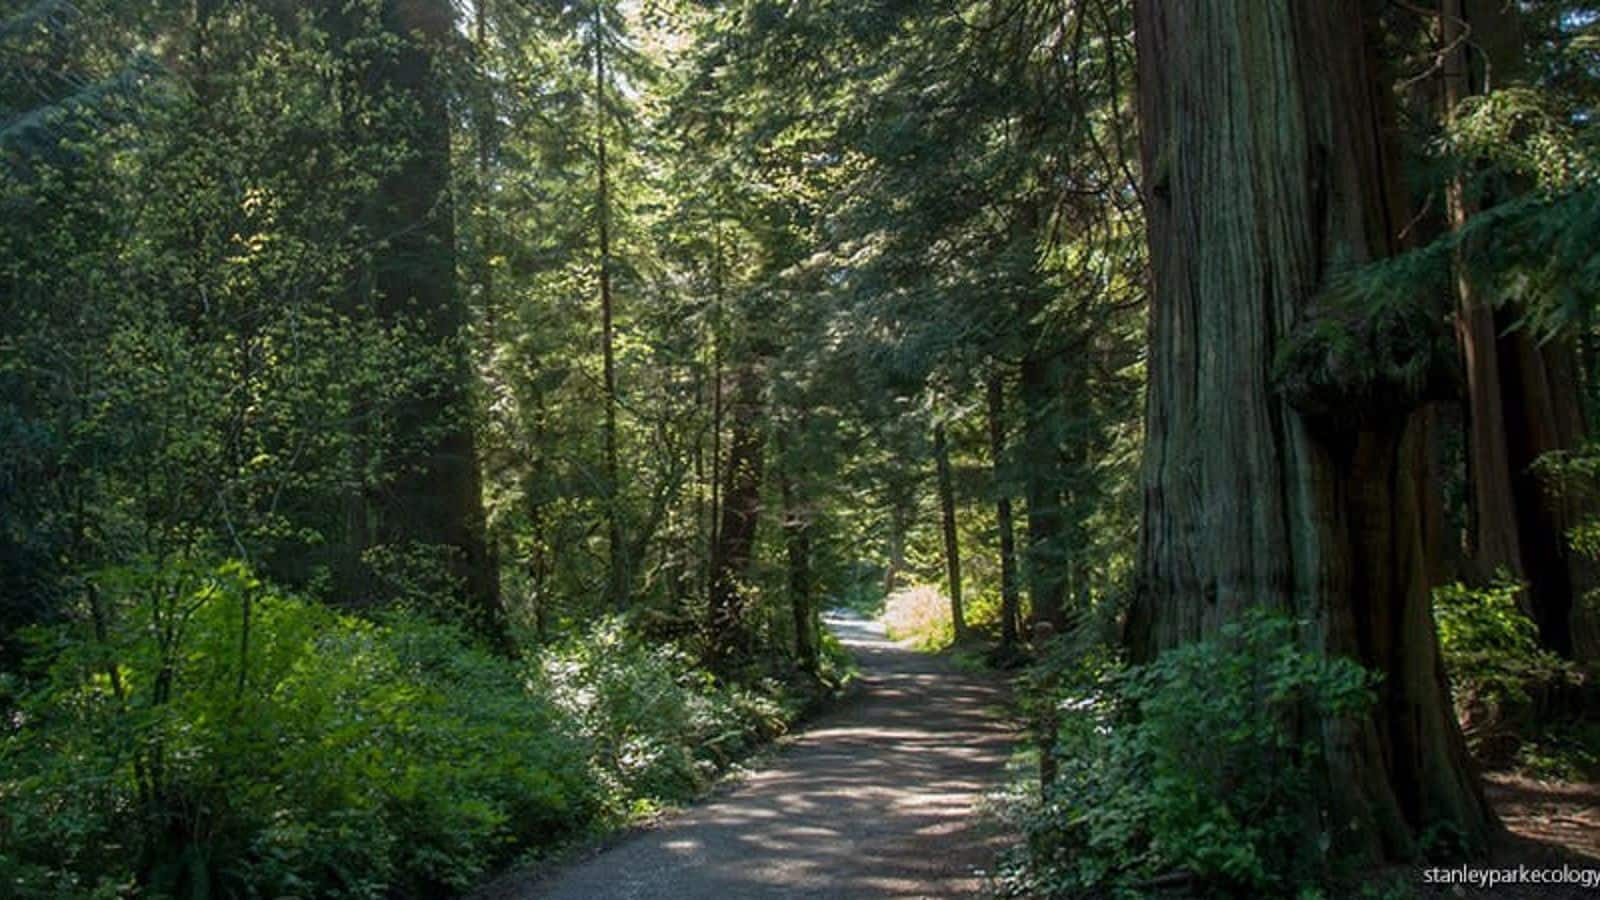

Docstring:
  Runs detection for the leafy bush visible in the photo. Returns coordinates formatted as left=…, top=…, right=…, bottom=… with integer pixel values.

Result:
left=0, top=558, right=808, bottom=899
left=1433, top=576, right=1580, bottom=733
left=1433, top=578, right=1586, bottom=765
left=881, top=581, right=1008, bottom=651
left=1, top=558, right=593, bottom=898
left=1513, top=720, right=1600, bottom=780
left=999, top=611, right=1376, bottom=899
left=536, top=617, right=795, bottom=812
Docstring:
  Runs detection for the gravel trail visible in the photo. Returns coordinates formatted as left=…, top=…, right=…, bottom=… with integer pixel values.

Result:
left=483, top=613, right=1017, bottom=899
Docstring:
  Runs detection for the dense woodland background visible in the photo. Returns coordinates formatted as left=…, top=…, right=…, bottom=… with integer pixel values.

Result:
left=3, top=0, right=1600, bottom=897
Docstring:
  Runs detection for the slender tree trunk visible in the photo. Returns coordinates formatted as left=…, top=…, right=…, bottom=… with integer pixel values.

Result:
left=1019, top=343, right=1067, bottom=629
left=883, top=485, right=912, bottom=598
left=593, top=3, right=625, bottom=609
left=1059, top=361, right=1091, bottom=620
left=693, top=359, right=707, bottom=602
left=475, top=0, right=496, bottom=339
left=188, top=0, right=215, bottom=109
left=779, top=439, right=818, bottom=674
left=707, top=223, right=725, bottom=602
left=709, top=365, right=763, bottom=658
left=934, top=422, right=967, bottom=639
left=325, top=1, right=374, bottom=609
left=1127, top=0, right=1490, bottom=861
left=1445, top=0, right=1521, bottom=578
left=527, top=487, right=549, bottom=643
left=1013, top=195, right=1069, bottom=629
left=988, top=373, right=1021, bottom=649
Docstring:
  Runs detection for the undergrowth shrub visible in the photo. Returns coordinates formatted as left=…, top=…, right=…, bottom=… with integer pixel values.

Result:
left=881, top=583, right=1003, bottom=649
left=0, top=558, right=801, bottom=899
left=1434, top=578, right=1588, bottom=769
left=1435, top=578, right=1581, bottom=710
left=999, top=611, right=1376, bottom=899
left=882, top=584, right=954, bottom=647
left=536, top=617, right=795, bottom=813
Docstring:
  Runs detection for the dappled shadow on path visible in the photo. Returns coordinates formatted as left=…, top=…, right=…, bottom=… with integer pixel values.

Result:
left=487, top=613, right=1018, bottom=899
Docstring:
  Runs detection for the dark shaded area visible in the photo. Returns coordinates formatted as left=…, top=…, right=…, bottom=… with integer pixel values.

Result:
left=1412, top=775, right=1600, bottom=899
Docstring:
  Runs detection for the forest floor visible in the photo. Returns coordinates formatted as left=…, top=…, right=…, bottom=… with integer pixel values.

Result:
left=476, top=612, right=1019, bottom=899
left=1407, top=773, right=1600, bottom=898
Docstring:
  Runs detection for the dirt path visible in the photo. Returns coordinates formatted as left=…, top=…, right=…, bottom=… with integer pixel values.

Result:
left=482, top=613, right=1018, bottom=899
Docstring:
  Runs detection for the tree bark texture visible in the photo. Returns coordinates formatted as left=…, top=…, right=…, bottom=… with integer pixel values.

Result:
left=1020, top=344, right=1068, bottom=629
left=1444, top=0, right=1523, bottom=579
left=1444, top=0, right=1597, bottom=660
left=1127, top=0, right=1491, bottom=860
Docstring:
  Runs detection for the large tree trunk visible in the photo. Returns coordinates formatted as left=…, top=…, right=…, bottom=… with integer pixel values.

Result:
left=933, top=421, right=967, bottom=639
left=1444, top=0, right=1523, bottom=580
left=1443, top=0, right=1597, bottom=661
left=988, top=373, right=1022, bottom=650
left=1502, top=327, right=1600, bottom=659
left=367, top=0, right=505, bottom=645
left=709, top=365, right=763, bottom=658
left=1127, top=0, right=1491, bottom=862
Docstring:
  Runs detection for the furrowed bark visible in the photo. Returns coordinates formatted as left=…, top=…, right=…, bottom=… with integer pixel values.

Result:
left=1127, top=0, right=1492, bottom=861
left=1445, top=0, right=1523, bottom=579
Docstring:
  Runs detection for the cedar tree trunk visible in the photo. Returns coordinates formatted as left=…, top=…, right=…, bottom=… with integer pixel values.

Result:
left=1127, top=0, right=1492, bottom=861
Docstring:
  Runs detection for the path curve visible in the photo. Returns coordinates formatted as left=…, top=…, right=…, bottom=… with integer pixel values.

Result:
left=484, top=613, right=1017, bottom=899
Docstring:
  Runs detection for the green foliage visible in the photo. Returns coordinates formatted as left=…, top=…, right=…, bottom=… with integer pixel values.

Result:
left=536, top=617, right=796, bottom=812
left=1000, top=612, right=1377, bottom=899
left=1434, top=578, right=1576, bottom=708
left=1272, top=274, right=1456, bottom=426
left=830, top=574, right=887, bottom=618
left=1433, top=578, right=1584, bottom=764
left=1512, top=720, right=1600, bottom=781
left=1348, top=11, right=1600, bottom=340
left=0, top=558, right=591, bottom=898
left=880, top=582, right=1006, bottom=650
left=0, top=4, right=835, bottom=887
left=1, top=0, right=502, bottom=638
left=0, top=559, right=801, bottom=898
left=1534, top=446, right=1600, bottom=572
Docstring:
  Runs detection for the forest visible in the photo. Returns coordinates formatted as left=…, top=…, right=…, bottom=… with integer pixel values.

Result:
left=3, top=0, right=1599, bottom=897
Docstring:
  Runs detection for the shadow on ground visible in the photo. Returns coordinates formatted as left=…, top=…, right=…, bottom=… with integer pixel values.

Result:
left=477, top=613, right=1018, bottom=899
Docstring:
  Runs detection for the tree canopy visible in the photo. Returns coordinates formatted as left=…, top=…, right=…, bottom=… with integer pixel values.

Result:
left=4, top=1, right=1600, bottom=897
